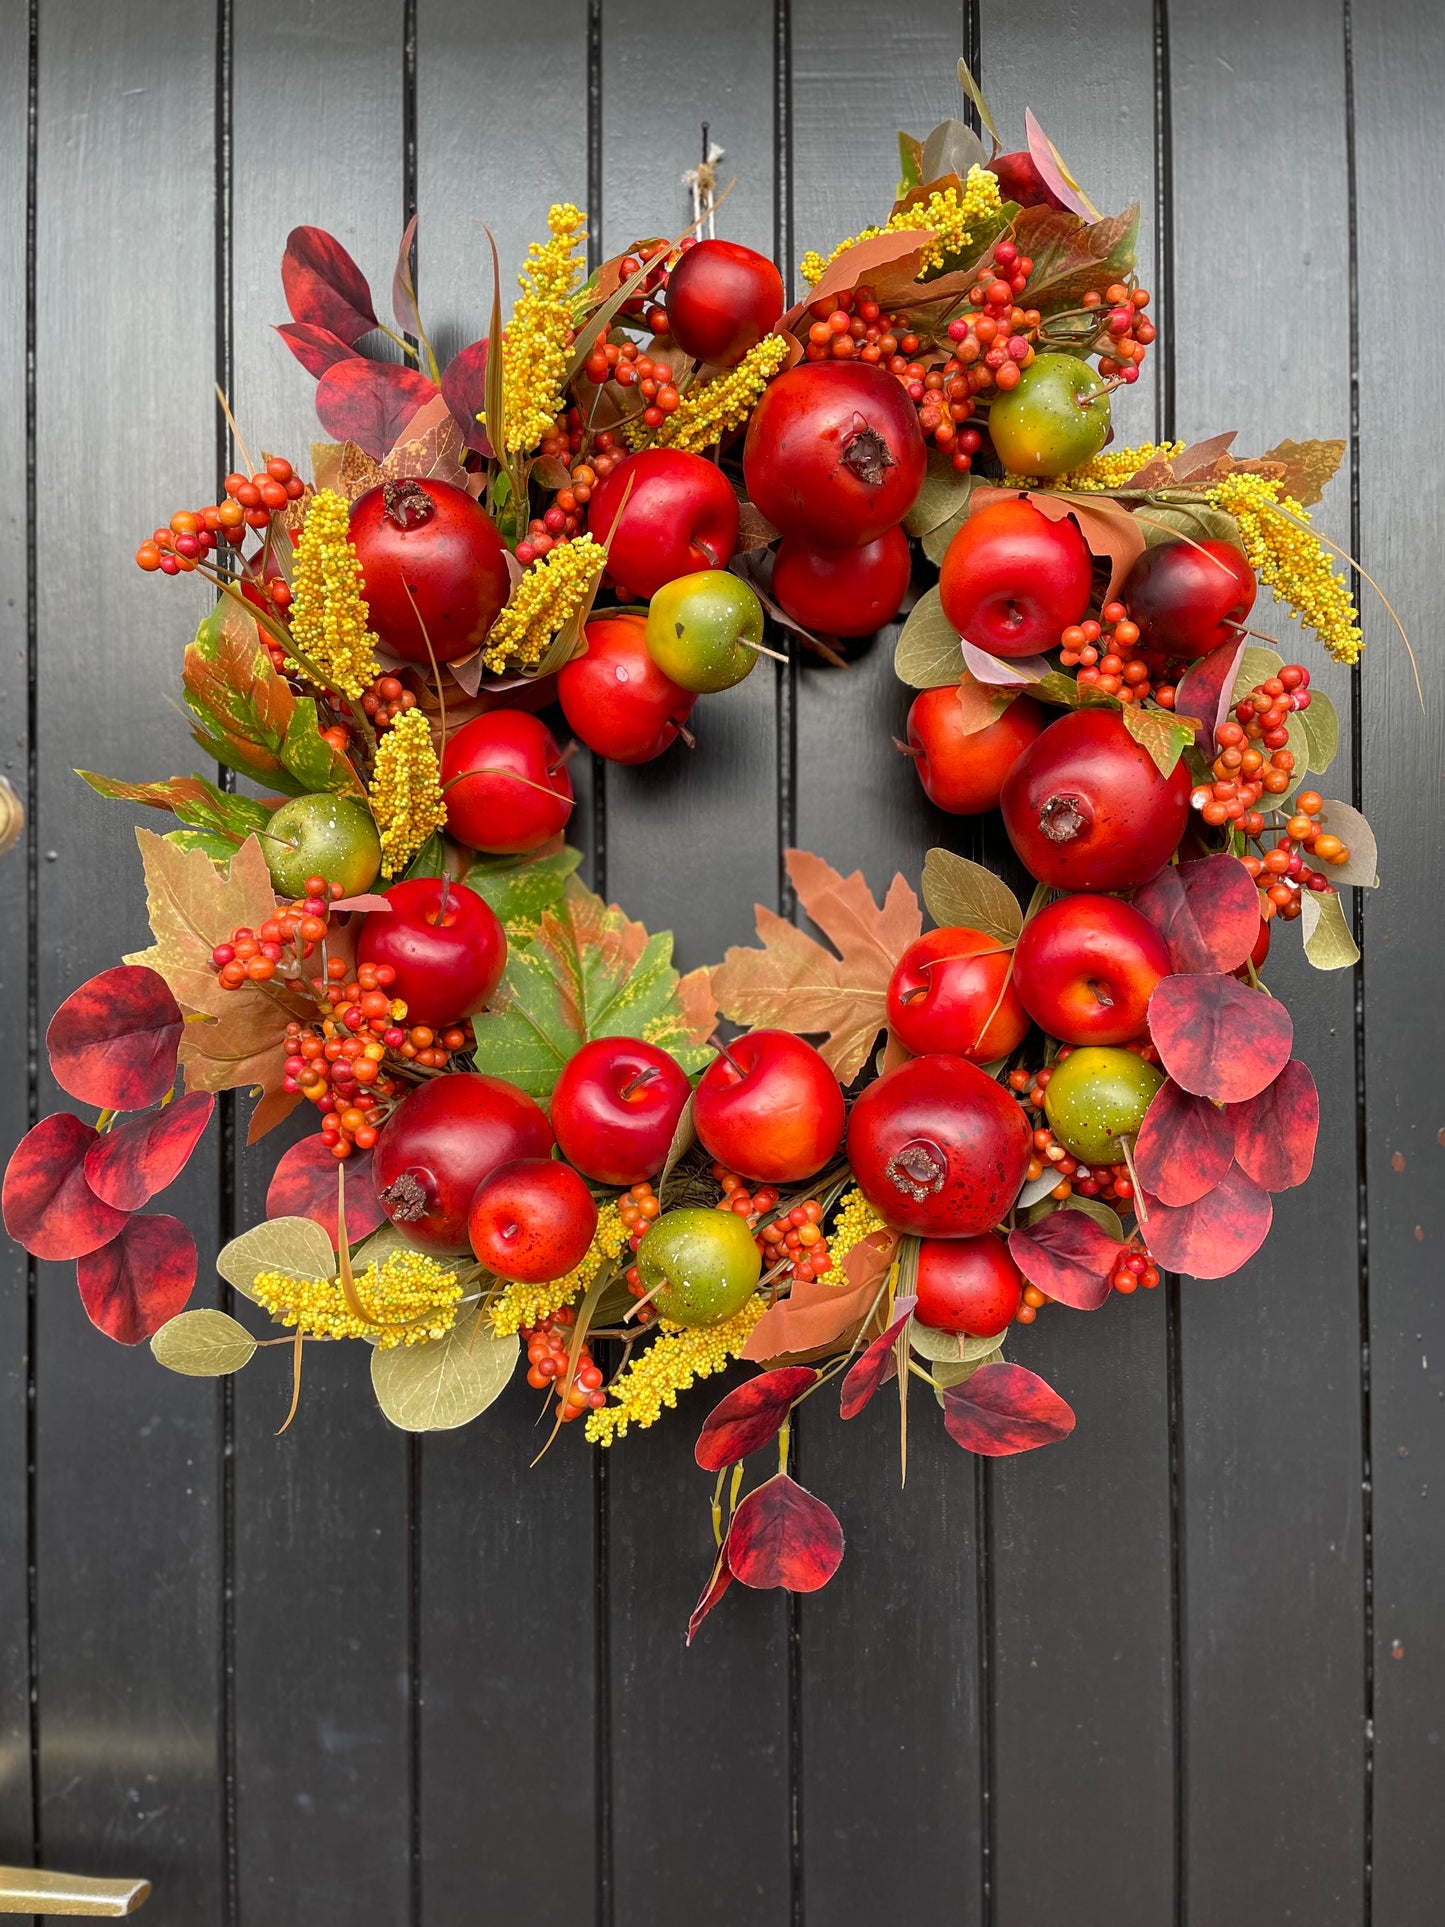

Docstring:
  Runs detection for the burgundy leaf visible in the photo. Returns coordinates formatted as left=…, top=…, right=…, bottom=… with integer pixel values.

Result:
left=440, top=339, right=493, bottom=455
left=314, top=359, right=438, bottom=462
left=46, top=964, right=183, bottom=1110
left=686, top=1551, right=734, bottom=1645
left=726, top=1475, right=845, bottom=1593
left=1174, top=637, right=1246, bottom=755
left=76, top=1213, right=197, bottom=1344
left=1148, top=972, right=1293, bottom=1104
left=274, top=321, right=364, bottom=379
left=266, top=1137, right=385, bottom=1247
left=839, top=1297, right=917, bottom=1420
left=282, top=225, right=378, bottom=344
left=1228, top=1059, right=1319, bottom=1193
left=941, top=1360, right=1076, bottom=1456
left=1007, top=1213, right=1121, bottom=1311
left=1132, top=855, right=1261, bottom=974
left=3, top=1113, right=131, bottom=1260
left=694, top=1366, right=817, bottom=1470
left=392, top=215, right=421, bottom=340
left=82, top=1092, right=215, bottom=1210
left=1140, top=1162, right=1273, bottom=1278
left=1023, top=109, right=1096, bottom=221
left=1134, top=1079, right=1235, bottom=1207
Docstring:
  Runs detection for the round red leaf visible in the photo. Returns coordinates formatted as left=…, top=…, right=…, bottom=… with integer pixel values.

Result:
left=83, top=1092, right=216, bottom=1210
left=1132, top=855, right=1261, bottom=974
left=726, top=1475, right=845, bottom=1593
left=695, top=1366, right=818, bottom=1470
left=75, top=1213, right=198, bottom=1344
left=314, top=359, right=438, bottom=462
left=1134, top=1080, right=1235, bottom=1207
left=839, top=1300, right=916, bottom=1420
left=1174, top=638, right=1247, bottom=755
left=266, top=1137, right=385, bottom=1247
left=1139, top=1163, right=1273, bottom=1278
left=3, top=1113, right=131, bottom=1259
left=1007, top=1213, right=1122, bottom=1312
left=1228, top=1060, right=1320, bottom=1193
left=941, top=1360, right=1076, bottom=1456
left=1148, top=972, right=1293, bottom=1103
left=46, top=964, right=183, bottom=1110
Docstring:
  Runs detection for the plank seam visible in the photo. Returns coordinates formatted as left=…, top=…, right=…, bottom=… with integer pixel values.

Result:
left=24, top=0, right=41, bottom=1904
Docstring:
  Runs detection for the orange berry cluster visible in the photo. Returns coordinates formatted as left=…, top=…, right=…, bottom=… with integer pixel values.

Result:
left=1189, top=664, right=1317, bottom=841
left=615, top=236, right=697, bottom=325
left=283, top=953, right=410, bottom=1156
left=1085, top=282, right=1155, bottom=383
left=709, top=1166, right=834, bottom=1285
left=135, top=455, right=304, bottom=576
left=1007, top=1052, right=1155, bottom=1206
left=1059, top=599, right=1179, bottom=709
left=1241, top=787, right=1350, bottom=924
left=517, top=412, right=623, bottom=567
left=210, top=875, right=343, bottom=988
left=524, top=1306, right=607, bottom=1418
left=621, top=1182, right=664, bottom=1322
left=582, top=337, right=682, bottom=428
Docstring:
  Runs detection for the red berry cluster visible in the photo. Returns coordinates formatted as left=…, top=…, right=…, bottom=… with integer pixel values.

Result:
left=1085, top=283, right=1155, bottom=384
left=523, top=1306, right=608, bottom=1418
left=614, top=236, right=697, bottom=326
left=517, top=415, right=626, bottom=567
left=135, top=456, right=304, bottom=576
left=1059, top=600, right=1179, bottom=709
left=210, top=876, right=342, bottom=988
left=583, top=337, right=683, bottom=430
left=620, top=1181, right=663, bottom=1323
left=359, top=673, right=420, bottom=730
left=942, top=240, right=1042, bottom=392
left=1241, top=787, right=1350, bottom=924
left=708, top=1166, right=835, bottom=1283
left=1189, top=664, right=1313, bottom=835
left=1007, top=1052, right=1154, bottom=1206
left=283, top=953, right=408, bottom=1155
left=1109, top=1240, right=1162, bottom=1295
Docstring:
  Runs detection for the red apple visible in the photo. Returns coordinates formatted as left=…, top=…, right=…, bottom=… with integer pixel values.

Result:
left=663, top=239, right=785, bottom=366
left=1121, top=540, right=1258, bottom=659
left=550, top=1037, right=692, bottom=1186
left=905, top=686, right=1044, bottom=814
left=939, top=498, right=1093, bottom=657
left=355, top=878, right=506, bottom=1028
left=989, top=150, right=1068, bottom=212
left=440, top=709, right=573, bottom=854
left=770, top=526, right=912, bottom=637
left=886, top=927, right=1030, bottom=1063
left=693, top=1030, right=846, bottom=1184
left=915, top=1234, right=1023, bottom=1335
left=467, top=1157, right=598, bottom=1283
left=846, top=1052, right=1030, bottom=1237
left=348, top=478, right=510, bottom=664
left=556, top=612, right=695, bottom=765
left=373, top=1071, right=553, bottom=1253
left=587, top=448, right=740, bottom=601
left=1011, top=894, right=1171, bottom=1046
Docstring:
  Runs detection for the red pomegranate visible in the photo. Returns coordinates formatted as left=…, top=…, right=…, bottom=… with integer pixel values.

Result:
left=372, top=1072, right=553, bottom=1254
left=349, top=478, right=510, bottom=664
left=743, top=363, right=926, bottom=549
left=846, top=1053, right=1030, bottom=1238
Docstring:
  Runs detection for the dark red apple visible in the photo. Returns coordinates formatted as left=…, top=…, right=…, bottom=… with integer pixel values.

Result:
left=693, top=1030, right=846, bottom=1184
left=846, top=1053, right=1030, bottom=1237
left=587, top=448, right=740, bottom=601
left=886, top=927, right=1030, bottom=1063
left=1121, top=540, right=1258, bottom=659
left=989, top=150, right=1068, bottom=212
left=905, top=685, right=1044, bottom=814
left=373, top=1071, right=553, bottom=1253
left=550, top=1037, right=692, bottom=1186
left=355, top=878, right=506, bottom=1028
left=663, top=238, right=785, bottom=366
left=1012, top=894, right=1172, bottom=1046
left=939, top=498, right=1093, bottom=657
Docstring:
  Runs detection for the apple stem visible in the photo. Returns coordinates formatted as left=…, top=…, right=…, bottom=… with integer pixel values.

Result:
left=746, top=639, right=790, bottom=665
left=709, top=1033, right=746, bottom=1076
left=619, top=1066, right=661, bottom=1100
left=892, top=736, right=922, bottom=758
left=1225, top=620, right=1285, bottom=647
left=677, top=722, right=697, bottom=751
left=437, top=871, right=451, bottom=921
left=623, top=1278, right=668, bottom=1322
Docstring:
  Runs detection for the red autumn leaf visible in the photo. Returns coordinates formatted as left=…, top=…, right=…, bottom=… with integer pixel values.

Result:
left=75, top=1213, right=197, bottom=1344
left=314, top=359, right=439, bottom=462
left=726, top=1475, right=844, bottom=1593
left=3, top=1113, right=131, bottom=1260
left=1148, top=972, right=1293, bottom=1104
left=694, top=1366, right=817, bottom=1470
left=941, top=1360, right=1076, bottom=1456
left=686, top=1550, right=734, bottom=1646
left=1024, top=108, right=1097, bottom=222
left=1139, top=1162, right=1273, bottom=1278
left=391, top=215, right=421, bottom=341
left=440, top=339, right=494, bottom=456
left=274, top=321, right=364, bottom=379
left=82, top=1092, right=216, bottom=1210
left=839, top=1296, right=917, bottom=1420
left=1175, top=638, right=1246, bottom=755
left=282, top=225, right=379, bottom=344
left=1131, top=855, right=1261, bottom=974
left=1006, top=1212, right=1122, bottom=1311
left=1228, top=1059, right=1320, bottom=1193
left=266, top=1136, right=385, bottom=1247
left=46, top=964, right=184, bottom=1110
left=1134, top=1079, right=1234, bottom=1207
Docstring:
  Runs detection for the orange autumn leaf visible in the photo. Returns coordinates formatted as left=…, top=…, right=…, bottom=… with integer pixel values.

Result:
left=742, top=1227, right=900, bottom=1364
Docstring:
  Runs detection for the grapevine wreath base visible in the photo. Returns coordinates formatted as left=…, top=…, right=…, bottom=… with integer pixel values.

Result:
left=3, top=72, right=1390, bottom=1632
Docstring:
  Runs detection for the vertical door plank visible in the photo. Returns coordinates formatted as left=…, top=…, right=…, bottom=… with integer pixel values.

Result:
left=790, top=11, right=984, bottom=1922
left=32, top=1, right=223, bottom=1916
left=599, top=7, right=794, bottom=1922
left=226, top=13, right=415, bottom=1923
left=413, top=5, right=599, bottom=1920
left=1354, top=7, right=1445, bottom=1922
left=1169, top=7, right=1365, bottom=1920
left=976, top=15, right=1176, bottom=1926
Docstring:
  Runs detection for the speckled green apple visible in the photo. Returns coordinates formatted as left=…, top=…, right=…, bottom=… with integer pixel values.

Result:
left=1043, top=1046, right=1165, bottom=1165
left=263, top=793, right=381, bottom=898
left=986, top=352, right=1111, bottom=479
left=645, top=569, right=767, bottom=693
left=636, top=1207, right=762, bottom=1326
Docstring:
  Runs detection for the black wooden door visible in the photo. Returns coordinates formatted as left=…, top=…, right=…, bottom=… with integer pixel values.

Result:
left=2, top=3, right=1442, bottom=1923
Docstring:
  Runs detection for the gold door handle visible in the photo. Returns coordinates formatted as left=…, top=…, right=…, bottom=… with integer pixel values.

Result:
left=0, top=1868, right=151, bottom=1916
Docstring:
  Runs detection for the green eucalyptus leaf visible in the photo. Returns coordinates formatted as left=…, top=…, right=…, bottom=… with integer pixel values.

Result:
left=904, top=456, right=979, bottom=540
left=1299, top=691, right=1340, bottom=775
left=929, top=1343, right=1004, bottom=1402
left=894, top=586, right=963, bottom=689
left=921, top=848, right=1022, bottom=945
left=370, top=1305, right=518, bottom=1432
left=1299, top=890, right=1359, bottom=970
left=910, top=1320, right=1004, bottom=1364
left=217, top=1216, right=334, bottom=1305
left=1139, top=504, right=1247, bottom=553
left=151, top=1308, right=257, bottom=1377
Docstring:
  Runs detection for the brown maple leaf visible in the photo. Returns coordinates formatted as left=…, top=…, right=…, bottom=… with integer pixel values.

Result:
left=709, top=849, right=922, bottom=1083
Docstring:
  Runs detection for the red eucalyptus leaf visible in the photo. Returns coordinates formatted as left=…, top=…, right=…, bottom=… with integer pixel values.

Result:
left=1131, top=855, right=1260, bottom=974
left=274, top=321, right=364, bottom=379
left=941, top=1360, right=1076, bottom=1456
left=392, top=215, right=421, bottom=341
left=282, top=225, right=378, bottom=344
left=1148, top=972, right=1293, bottom=1103
left=1006, top=1213, right=1121, bottom=1311
left=82, top=1092, right=215, bottom=1210
left=726, top=1475, right=845, bottom=1593
left=686, top=1551, right=734, bottom=1646
left=266, top=1137, right=385, bottom=1247
left=46, top=964, right=183, bottom=1110
left=839, top=1297, right=917, bottom=1420
left=1134, top=1080, right=1235, bottom=1207
left=440, top=339, right=493, bottom=456
left=694, top=1366, right=817, bottom=1470
left=1174, top=637, right=1247, bottom=755
left=1140, top=1163, right=1273, bottom=1278
left=1023, top=109, right=1096, bottom=222
left=314, top=359, right=438, bottom=462
left=3, top=1113, right=131, bottom=1260
left=1228, top=1060, right=1319, bottom=1193
left=76, top=1213, right=197, bottom=1344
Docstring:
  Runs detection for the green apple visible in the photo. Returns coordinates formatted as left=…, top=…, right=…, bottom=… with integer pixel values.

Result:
left=636, top=1206, right=762, bottom=1326
left=263, top=793, right=382, bottom=898
left=987, top=353, right=1111, bottom=478
left=645, top=570, right=767, bottom=693
left=1043, top=1046, right=1165, bottom=1165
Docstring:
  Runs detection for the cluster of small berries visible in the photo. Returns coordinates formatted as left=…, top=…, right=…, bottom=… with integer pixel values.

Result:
left=1240, top=787, right=1350, bottom=923
left=1058, top=600, right=1179, bottom=709
left=1007, top=1051, right=1156, bottom=1206
left=615, top=236, right=698, bottom=325
left=359, top=673, right=420, bottom=730
left=523, top=1306, right=608, bottom=1418
left=582, top=337, right=683, bottom=429
left=135, top=456, right=304, bottom=576
left=709, top=1167, right=835, bottom=1284
left=282, top=953, right=408, bottom=1156
left=210, top=876, right=343, bottom=988
left=1084, top=282, right=1154, bottom=383
left=1109, top=1242, right=1162, bottom=1295
left=621, top=1182, right=663, bottom=1323
left=518, top=413, right=626, bottom=567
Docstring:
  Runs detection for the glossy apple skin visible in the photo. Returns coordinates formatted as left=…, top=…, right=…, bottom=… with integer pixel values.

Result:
left=1121, top=540, right=1258, bottom=659
left=663, top=239, right=785, bottom=366
left=356, top=878, right=506, bottom=1028
left=440, top=709, right=574, bottom=854
left=743, top=363, right=927, bottom=549
left=989, top=150, right=1068, bottom=211
left=693, top=1030, right=846, bottom=1183
left=915, top=1234, right=1024, bottom=1336
left=467, top=1157, right=598, bottom=1282
left=886, top=927, right=1030, bottom=1063
left=985, top=352, right=1110, bottom=479
left=587, top=449, right=740, bottom=601
left=373, top=1072, right=554, bottom=1254
left=349, top=479, right=510, bottom=664
left=939, top=499, right=1093, bottom=657
left=1012, top=894, right=1171, bottom=1047
left=557, top=613, right=695, bottom=765
left=847, top=1052, right=1030, bottom=1238
left=771, top=526, right=912, bottom=636
left=1000, top=709, right=1191, bottom=891
left=906, top=686, right=1044, bottom=814
left=550, top=1037, right=692, bottom=1186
